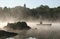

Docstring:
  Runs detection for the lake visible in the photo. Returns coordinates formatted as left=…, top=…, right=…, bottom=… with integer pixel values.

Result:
left=1, top=22, right=60, bottom=39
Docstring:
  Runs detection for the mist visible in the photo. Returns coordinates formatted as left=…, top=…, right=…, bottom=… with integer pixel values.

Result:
left=0, top=5, right=60, bottom=39
left=3, top=21, right=60, bottom=39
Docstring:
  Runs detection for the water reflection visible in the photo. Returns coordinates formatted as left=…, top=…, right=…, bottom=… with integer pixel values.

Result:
left=0, top=30, right=17, bottom=39
left=1, top=23, right=60, bottom=39
left=6, top=37, right=14, bottom=39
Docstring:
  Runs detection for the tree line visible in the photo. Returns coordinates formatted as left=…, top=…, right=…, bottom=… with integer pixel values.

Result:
left=0, top=5, right=60, bottom=21
left=29, top=5, right=60, bottom=20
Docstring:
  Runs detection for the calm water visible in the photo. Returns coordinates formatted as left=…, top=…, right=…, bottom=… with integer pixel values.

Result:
left=1, top=22, right=60, bottom=39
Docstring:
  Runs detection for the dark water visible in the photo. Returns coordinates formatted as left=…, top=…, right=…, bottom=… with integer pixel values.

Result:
left=1, top=23, right=60, bottom=39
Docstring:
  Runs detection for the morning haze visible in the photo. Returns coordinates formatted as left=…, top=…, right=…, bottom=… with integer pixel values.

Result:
left=0, top=0, right=60, bottom=39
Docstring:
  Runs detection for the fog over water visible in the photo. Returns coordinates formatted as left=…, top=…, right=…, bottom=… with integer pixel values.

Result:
left=5, top=21, right=60, bottom=39
left=0, top=13, right=60, bottom=39
left=0, top=5, right=60, bottom=39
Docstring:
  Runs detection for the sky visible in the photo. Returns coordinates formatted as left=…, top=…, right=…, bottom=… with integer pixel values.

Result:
left=0, top=0, right=60, bottom=8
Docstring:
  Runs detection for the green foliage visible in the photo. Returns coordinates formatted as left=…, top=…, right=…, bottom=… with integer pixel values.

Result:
left=0, top=5, right=60, bottom=21
left=5, top=22, right=31, bottom=30
left=30, top=5, right=60, bottom=20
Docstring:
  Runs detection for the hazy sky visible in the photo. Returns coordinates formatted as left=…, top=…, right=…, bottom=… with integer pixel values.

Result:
left=0, top=0, right=60, bottom=8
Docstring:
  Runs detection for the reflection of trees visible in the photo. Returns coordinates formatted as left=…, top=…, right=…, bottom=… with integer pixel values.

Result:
left=0, top=30, right=17, bottom=39
left=14, top=30, right=28, bottom=39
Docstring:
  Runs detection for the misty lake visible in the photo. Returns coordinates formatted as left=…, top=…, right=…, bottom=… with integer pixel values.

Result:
left=1, top=22, right=60, bottom=39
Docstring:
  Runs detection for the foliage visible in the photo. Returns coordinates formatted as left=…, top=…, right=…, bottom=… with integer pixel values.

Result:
left=4, top=22, right=31, bottom=30
left=0, top=5, right=60, bottom=21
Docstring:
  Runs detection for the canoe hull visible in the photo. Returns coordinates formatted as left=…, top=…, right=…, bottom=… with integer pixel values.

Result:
left=37, top=24, right=51, bottom=26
